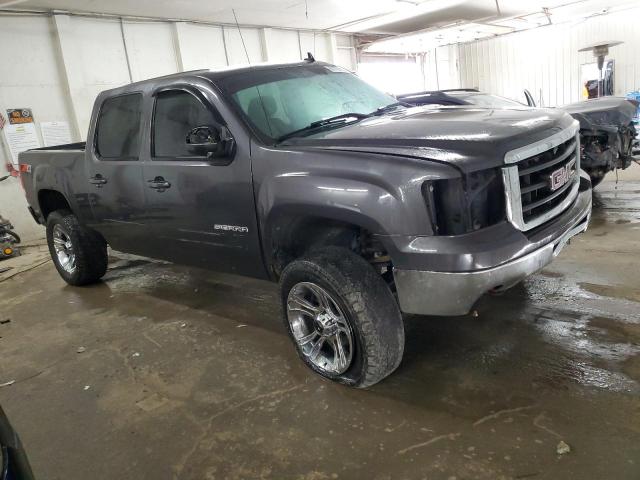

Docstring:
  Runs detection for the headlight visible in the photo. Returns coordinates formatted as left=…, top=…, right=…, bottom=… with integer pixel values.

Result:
left=423, top=168, right=505, bottom=235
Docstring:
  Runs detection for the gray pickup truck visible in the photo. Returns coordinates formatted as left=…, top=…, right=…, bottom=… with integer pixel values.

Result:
left=18, top=59, right=592, bottom=387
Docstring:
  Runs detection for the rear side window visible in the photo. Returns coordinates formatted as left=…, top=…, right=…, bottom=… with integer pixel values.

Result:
left=95, top=94, right=142, bottom=160
left=153, top=90, right=219, bottom=158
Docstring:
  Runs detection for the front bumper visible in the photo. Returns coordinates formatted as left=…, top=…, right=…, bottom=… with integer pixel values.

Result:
left=393, top=180, right=592, bottom=316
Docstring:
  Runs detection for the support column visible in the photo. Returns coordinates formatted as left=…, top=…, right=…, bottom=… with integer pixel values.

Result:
left=172, top=22, right=186, bottom=72
left=260, top=27, right=272, bottom=62
left=327, top=33, right=339, bottom=64
left=51, top=14, right=84, bottom=140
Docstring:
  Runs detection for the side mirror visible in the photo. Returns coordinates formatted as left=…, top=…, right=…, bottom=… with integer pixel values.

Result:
left=523, top=89, right=536, bottom=107
left=185, top=125, right=235, bottom=163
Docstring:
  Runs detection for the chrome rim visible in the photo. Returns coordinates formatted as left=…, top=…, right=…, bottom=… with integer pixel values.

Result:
left=52, top=224, right=76, bottom=274
left=286, top=282, right=354, bottom=375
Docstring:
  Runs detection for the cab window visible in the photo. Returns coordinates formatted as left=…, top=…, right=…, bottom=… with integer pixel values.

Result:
left=95, top=93, right=142, bottom=160
left=153, top=90, right=219, bottom=158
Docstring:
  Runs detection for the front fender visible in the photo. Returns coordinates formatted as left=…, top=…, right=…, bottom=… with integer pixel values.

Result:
left=252, top=144, right=460, bottom=269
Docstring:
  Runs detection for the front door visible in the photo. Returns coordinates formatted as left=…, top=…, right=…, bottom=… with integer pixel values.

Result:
left=86, top=92, right=149, bottom=255
left=141, top=87, right=265, bottom=278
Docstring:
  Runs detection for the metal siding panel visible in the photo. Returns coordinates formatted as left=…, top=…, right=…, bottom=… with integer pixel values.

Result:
left=467, top=43, right=475, bottom=88
left=562, top=29, right=571, bottom=105
left=547, top=35, right=556, bottom=106
left=458, top=44, right=466, bottom=87
left=490, top=38, right=499, bottom=95
left=454, top=7, right=640, bottom=105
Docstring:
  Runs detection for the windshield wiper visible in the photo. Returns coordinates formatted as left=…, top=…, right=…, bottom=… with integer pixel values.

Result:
left=368, top=101, right=411, bottom=116
left=277, top=113, right=368, bottom=142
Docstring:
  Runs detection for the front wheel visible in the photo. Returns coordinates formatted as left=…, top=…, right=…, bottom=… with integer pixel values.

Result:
left=46, top=210, right=108, bottom=286
left=280, top=247, right=404, bottom=388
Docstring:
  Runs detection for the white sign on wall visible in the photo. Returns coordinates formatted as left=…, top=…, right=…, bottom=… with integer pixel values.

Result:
left=3, top=108, right=41, bottom=165
left=41, top=121, right=72, bottom=147
left=4, top=122, right=40, bottom=165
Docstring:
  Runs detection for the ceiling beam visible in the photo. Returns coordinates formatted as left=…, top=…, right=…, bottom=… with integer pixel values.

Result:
left=0, top=0, right=30, bottom=6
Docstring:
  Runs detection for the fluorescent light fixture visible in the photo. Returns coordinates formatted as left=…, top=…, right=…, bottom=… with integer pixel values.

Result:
left=340, top=0, right=470, bottom=32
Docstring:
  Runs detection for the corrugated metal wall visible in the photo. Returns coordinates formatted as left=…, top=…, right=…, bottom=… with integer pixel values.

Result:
left=423, top=45, right=461, bottom=91
left=457, top=7, right=640, bottom=106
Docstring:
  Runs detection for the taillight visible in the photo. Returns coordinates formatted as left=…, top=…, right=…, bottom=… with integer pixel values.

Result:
left=7, top=162, right=30, bottom=193
left=5, top=162, right=18, bottom=177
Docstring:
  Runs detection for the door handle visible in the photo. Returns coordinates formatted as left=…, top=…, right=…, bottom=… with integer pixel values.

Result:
left=89, top=174, right=107, bottom=187
left=147, top=176, right=171, bottom=191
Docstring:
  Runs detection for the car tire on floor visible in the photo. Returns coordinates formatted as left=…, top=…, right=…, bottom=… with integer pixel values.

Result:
left=46, top=209, right=108, bottom=286
left=280, top=246, right=404, bottom=388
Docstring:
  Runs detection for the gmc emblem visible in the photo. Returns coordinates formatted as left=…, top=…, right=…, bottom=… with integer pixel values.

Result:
left=548, top=159, right=575, bottom=191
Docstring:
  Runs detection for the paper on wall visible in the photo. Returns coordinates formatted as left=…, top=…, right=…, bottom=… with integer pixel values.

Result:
left=41, top=121, right=72, bottom=147
left=3, top=122, right=41, bottom=165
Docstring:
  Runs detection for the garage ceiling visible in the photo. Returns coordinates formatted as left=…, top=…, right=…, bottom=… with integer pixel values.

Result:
left=0, top=0, right=421, bottom=30
left=364, top=0, right=640, bottom=52
left=1, top=0, right=638, bottom=44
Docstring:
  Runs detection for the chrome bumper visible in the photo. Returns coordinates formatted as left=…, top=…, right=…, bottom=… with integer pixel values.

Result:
left=393, top=191, right=592, bottom=316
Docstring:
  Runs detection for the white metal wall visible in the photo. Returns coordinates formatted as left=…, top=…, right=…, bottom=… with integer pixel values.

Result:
left=423, top=45, right=460, bottom=91
left=0, top=16, right=75, bottom=242
left=457, top=7, right=640, bottom=106
left=0, top=14, right=355, bottom=241
left=357, top=45, right=460, bottom=95
left=176, top=23, right=228, bottom=70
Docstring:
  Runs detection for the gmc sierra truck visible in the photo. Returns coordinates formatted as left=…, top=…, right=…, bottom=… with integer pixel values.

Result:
left=18, top=60, right=592, bottom=387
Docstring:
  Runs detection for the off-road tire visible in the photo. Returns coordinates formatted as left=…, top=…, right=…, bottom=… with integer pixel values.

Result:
left=280, top=247, right=404, bottom=388
left=46, top=209, right=107, bottom=286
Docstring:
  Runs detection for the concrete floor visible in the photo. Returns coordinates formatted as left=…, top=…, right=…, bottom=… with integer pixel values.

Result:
left=1, top=182, right=639, bottom=480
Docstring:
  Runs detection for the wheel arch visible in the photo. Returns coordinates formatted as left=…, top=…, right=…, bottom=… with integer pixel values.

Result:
left=38, top=189, right=72, bottom=221
left=263, top=205, right=390, bottom=279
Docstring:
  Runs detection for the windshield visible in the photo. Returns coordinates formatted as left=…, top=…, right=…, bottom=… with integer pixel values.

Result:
left=220, top=64, right=397, bottom=141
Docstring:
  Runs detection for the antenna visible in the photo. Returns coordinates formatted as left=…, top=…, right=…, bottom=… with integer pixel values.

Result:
left=232, top=9, right=251, bottom=65
left=231, top=8, right=274, bottom=138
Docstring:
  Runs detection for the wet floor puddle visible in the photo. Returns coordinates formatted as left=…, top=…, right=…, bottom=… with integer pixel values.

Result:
left=578, top=282, right=640, bottom=304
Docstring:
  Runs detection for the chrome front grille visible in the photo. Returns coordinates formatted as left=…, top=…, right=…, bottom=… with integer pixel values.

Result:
left=503, top=122, right=581, bottom=231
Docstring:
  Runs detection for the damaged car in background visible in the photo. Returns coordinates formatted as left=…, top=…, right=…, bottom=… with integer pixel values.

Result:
left=560, top=97, right=638, bottom=186
left=398, top=89, right=639, bottom=187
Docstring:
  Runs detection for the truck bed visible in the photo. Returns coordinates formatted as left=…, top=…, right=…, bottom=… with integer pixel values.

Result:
left=18, top=145, right=88, bottom=224
left=29, top=142, right=86, bottom=152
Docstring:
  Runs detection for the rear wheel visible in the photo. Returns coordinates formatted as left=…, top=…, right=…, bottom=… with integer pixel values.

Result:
left=280, top=247, right=404, bottom=388
left=46, top=210, right=107, bottom=286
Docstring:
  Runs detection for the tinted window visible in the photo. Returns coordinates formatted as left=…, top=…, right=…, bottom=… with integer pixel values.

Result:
left=153, top=90, right=218, bottom=158
left=96, top=94, right=142, bottom=159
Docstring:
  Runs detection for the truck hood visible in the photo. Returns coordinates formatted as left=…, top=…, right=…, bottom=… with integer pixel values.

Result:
left=283, top=105, right=575, bottom=172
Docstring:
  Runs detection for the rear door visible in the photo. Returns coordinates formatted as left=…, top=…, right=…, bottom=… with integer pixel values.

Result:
left=140, top=82, right=266, bottom=278
left=86, top=92, right=150, bottom=255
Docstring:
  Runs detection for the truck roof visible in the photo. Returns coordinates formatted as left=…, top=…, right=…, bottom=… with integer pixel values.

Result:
left=204, top=60, right=323, bottom=79
left=106, top=60, right=326, bottom=94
